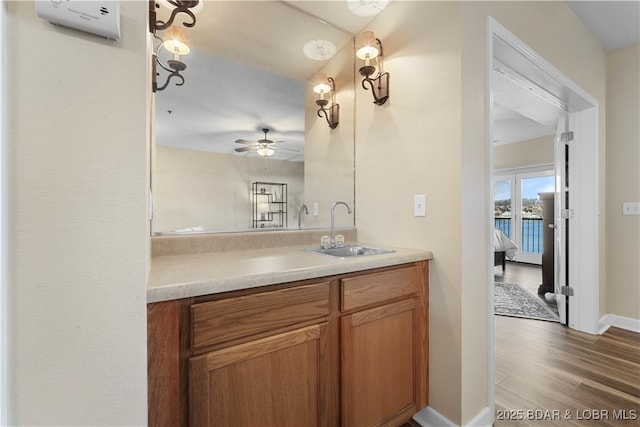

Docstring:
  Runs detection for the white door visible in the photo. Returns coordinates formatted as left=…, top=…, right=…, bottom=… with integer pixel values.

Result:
left=554, top=116, right=571, bottom=325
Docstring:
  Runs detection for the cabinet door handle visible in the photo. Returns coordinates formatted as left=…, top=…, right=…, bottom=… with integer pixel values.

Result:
left=548, top=224, right=557, bottom=229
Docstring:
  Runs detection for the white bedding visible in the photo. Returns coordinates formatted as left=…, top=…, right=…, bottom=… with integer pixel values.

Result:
left=494, top=228, right=518, bottom=260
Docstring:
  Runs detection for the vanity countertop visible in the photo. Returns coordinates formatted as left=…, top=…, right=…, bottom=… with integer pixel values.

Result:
left=147, top=243, right=433, bottom=303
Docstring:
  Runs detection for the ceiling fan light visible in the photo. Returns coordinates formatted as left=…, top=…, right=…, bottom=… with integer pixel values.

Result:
left=257, top=147, right=275, bottom=157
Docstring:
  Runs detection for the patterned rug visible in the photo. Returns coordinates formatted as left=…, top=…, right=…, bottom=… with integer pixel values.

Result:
left=494, top=282, right=559, bottom=322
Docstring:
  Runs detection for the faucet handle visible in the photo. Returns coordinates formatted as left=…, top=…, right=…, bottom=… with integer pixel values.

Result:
left=321, top=235, right=331, bottom=249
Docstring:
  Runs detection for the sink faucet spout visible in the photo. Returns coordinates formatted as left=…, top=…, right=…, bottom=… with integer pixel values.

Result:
left=330, top=201, right=352, bottom=247
left=298, top=203, right=309, bottom=229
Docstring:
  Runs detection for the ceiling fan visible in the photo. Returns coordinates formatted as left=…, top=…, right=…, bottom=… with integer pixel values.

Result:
left=234, top=128, right=294, bottom=157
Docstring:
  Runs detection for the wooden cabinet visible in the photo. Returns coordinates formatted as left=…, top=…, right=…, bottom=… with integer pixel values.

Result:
left=148, top=261, right=428, bottom=427
left=340, top=265, right=428, bottom=427
left=342, top=299, right=421, bottom=426
left=189, top=324, right=327, bottom=427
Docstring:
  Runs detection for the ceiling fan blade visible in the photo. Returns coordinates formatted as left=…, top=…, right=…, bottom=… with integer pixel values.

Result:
left=235, top=139, right=258, bottom=144
left=278, top=147, right=301, bottom=152
left=235, top=146, right=259, bottom=152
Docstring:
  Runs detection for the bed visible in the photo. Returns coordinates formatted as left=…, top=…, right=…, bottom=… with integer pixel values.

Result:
left=494, top=228, right=518, bottom=271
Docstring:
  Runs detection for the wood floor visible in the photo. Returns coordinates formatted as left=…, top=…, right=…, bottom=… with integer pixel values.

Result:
left=494, top=262, right=640, bottom=426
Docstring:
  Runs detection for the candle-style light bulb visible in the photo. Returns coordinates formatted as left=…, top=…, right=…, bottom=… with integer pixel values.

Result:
left=313, top=73, right=332, bottom=105
left=356, top=31, right=379, bottom=65
left=163, top=26, right=190, bottom=61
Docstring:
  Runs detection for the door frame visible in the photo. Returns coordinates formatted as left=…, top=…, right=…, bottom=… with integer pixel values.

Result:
left=0, top=1, right=7, bottom=423
left=487, top=16, right=600, bottom=421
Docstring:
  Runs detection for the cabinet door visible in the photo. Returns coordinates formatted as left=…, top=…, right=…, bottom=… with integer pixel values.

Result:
left=341, top=299, right=419, bottom=427
left=189, top=323, right=327, bottom=427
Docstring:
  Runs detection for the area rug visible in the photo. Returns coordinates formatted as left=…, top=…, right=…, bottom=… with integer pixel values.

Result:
left=494, top=282, right=559, bottom=322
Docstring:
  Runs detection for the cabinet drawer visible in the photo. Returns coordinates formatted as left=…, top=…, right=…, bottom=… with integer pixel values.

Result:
left=191, top=281, right=330, bottom=352
left=341, top=266, right=422, bottom=311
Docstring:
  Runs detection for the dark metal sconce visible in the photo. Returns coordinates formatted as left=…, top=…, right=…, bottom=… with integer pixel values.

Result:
left=149, top=1, right=200, bottom=92
left=313, top=73, right=340, bottom=129
left=356, top=31, right=389, bottom=105
left=149, top=0, right=200, bottom=32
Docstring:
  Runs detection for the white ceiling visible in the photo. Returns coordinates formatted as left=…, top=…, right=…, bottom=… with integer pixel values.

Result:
left=154, top=0, right=640, bottom=155
left=568, top=0, right=640, bottom=51
left=494, top=0, right=640, bottom=145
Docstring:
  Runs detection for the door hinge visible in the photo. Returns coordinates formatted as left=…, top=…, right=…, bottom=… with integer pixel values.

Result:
left=561, top=286, right=574, bottom=297
left=560, top=131, right=574, bottom=142
left=561, top=209, right=575, bottom=219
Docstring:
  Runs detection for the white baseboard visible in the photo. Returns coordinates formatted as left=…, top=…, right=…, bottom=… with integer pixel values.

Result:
left=413, top=406, right=456, bottom=427
left=599, top=313, right=640, bottom=334
left=413, top=405, right=492, bottom=427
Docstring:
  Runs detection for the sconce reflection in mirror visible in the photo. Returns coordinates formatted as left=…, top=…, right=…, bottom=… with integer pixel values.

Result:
left=356, top=31, right=389, bottom=105
left=152, top=26, right=191, bottom=91
left=313, top=73, right=340, bottom=129
left=149, top=0, right=202, bottom=92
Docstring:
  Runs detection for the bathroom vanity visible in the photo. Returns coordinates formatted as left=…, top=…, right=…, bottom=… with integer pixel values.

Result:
left=147, top=234, right=432, bottom=426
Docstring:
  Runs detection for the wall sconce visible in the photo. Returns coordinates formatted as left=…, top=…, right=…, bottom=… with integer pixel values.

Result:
left=149, top=0, right=202, bottom=31
left=313, top=73, right=340, bottom=129
left=149, top=0, right=201, bottom=92
left=356, top=31, right=389, bottom=105
left=152, top=26, right=191, bottom=91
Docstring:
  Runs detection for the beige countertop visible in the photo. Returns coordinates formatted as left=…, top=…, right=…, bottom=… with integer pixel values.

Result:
left=147, top=243, right=433, bottom=303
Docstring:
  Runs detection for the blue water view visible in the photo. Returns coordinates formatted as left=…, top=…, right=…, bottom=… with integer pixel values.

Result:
left=495, top=218, right=544, bottom=254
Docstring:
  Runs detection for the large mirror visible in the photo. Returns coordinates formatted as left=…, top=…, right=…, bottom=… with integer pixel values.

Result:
left=151, top=1, right=380, bottom=235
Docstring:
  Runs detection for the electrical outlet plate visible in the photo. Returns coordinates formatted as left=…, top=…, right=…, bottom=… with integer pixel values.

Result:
left=623, top=202, right=640, bottom=215
left=313, top=202, right=319, bottom=216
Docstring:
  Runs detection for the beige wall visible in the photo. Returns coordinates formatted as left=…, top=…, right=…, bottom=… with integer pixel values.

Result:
left=356, top=1, right=606, bottom=424
left=606, top=43, right=640, bottom=320
left=354, top=1, right=465, bottom=423
left=494, top=136, right=554, bottom=170
left=154, top=146, right=304, bottom=232
left=7, top=1, right=149, bottom=424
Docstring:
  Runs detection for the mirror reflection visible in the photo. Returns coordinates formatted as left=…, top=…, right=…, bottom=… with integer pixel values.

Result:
left=151, top=0, right=375, bottom=235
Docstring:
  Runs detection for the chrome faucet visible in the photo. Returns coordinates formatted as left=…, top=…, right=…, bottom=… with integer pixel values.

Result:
left=330, top=201, right=352, bottom=247
left=298, top=203, right=308, bottom=229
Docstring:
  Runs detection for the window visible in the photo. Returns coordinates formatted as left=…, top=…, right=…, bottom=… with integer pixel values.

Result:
left=494, top=167, right=555, bottom=264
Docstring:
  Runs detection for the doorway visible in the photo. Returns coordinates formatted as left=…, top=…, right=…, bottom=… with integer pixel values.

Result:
left=488, top=18, right=599, bottom=332
left=488, top=15, right=601, bottom=423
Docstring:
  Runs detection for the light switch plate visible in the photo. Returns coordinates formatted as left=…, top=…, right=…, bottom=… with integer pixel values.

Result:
left=414, top=195, right=426, bottom=217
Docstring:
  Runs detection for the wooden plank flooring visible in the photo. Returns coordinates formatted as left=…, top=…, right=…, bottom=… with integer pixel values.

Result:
left=494, top=262, right=640, bottom=426
left=404, top=263, right=638, bottom=426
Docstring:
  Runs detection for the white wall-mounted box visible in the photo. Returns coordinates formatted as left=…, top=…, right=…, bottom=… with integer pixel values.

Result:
left=36, top=0, right=120, bottom=41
